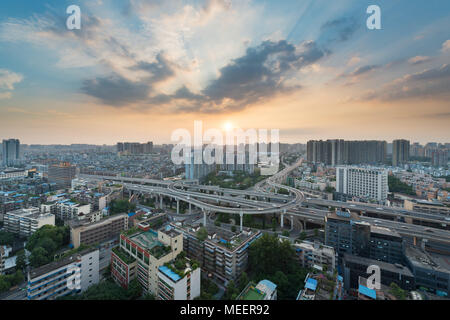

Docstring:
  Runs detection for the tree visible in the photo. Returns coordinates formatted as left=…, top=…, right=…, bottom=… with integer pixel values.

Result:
left=196, top=227, right=208, bottom=242
left=29, top=247, right=50, bottom=267
left=15, top=250, right=26, bottom=271
left=282, top=230, right=290, bottom=237
left=231, top=225, right=237, bottom=232
left=0, top=231, right=15, bottom=246
left=224, top=280, right=240, bottom=300
left=247, top=233, right=309, bottom=300
left=238, top=272, right=249, bottom=292
left=390, top=282, right=407, bottom=300
left=299, top=231, right=307, bottom=241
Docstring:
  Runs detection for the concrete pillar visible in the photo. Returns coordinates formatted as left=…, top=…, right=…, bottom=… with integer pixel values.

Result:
left=189, top=203, right=192, bottom=214
left=160, top=195, right=163, bottom=208
left=203, top=210, right=207, bottom=226
left=240, top=211, right=244, bottom=232
left=280, top=213, right=284, bottom=228
left=290, top=215, right=294, bottom=231
left=177, top=200, right=180, bottom=214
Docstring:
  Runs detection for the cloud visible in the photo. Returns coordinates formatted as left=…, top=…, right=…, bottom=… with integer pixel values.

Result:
left=362, top=64, right=450, bottom=101
left=408, top=56, right=431, bottom=65
left=442, top=40, right=450, bottom=53
left=81, top=73, right=150, bottom=106
left=80, top=39, right=327, bottom=113
left=200, top=40, right=325, bottom=108
left=0, top=69, right=23, bottom=99
left=319, top=17, right=359, bottom=44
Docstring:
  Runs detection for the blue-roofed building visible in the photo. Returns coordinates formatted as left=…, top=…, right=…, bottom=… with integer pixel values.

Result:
left=358, top=284, right=376, bottom=299
left=236, top=279, right=277, bottom=300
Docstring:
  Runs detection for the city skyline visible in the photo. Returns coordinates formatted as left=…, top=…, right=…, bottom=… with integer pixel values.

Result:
left=0, top=0, right=449, bottom=145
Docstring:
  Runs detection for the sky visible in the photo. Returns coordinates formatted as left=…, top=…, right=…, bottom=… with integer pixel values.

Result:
left=0, top=0, right=449, bottom=145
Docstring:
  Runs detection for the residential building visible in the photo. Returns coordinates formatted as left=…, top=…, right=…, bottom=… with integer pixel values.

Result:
left=431, top=149, right=448, bottom=167
left=111, top=225, right=183, bottom=295
left=294, top=240, right=336, bottom=271
left=392, top=139, right=410, bottom=167
left=0, top=168, right=27, bottom=180
left=48, top=162, right=76, bottom=188
left=297, top=272, right=344, bottom=300
left=3, top=207, right=55, bottom=237
left=307, top=140, right=386, bottom=166
left=2, top=139, right=20, bottom=167
left=172, top=224, right=262, bottom=285
left=70, top=213, right=128, bottom=248
left=157, top=258, right=201, bottom=300
left=336, top=166, right=388, bottom=202
left=27, top=248, right=99, bottom=300
left=236, top=280, right=277, bottom=300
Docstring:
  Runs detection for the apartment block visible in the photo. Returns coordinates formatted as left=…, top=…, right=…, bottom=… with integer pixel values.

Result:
left=157, top=259, right=201, bottom=300
left=3, top=207, right=55, bottom=237
left=70, top=213, right=128, bottom=248
left=173, top=224, right=262, bottom=285
left=336, top=166, right=388, bottom=202
left=294, top=240, right=336, bottom=271
left=27, top=248, right=99, bottom=300
left=111, top=226, right=183, bottom=296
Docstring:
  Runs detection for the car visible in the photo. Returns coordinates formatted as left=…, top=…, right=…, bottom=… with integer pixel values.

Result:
left=425, top=229, right=434, bottom=233
left=401, top=226, right=408, bottom=229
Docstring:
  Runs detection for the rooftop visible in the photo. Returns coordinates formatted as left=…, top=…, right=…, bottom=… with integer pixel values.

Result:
left=29, top=247, right=98, bottom=279
left=405, top=245, right=450, bottom=274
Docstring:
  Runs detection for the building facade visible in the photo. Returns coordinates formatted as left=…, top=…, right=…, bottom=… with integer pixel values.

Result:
left=3, top=207, right=55, bottom=237
left=392, top=139, right=410, bottom=167
left=111, top=226, right=183, bottom=296
left=336, top=166, right=388, bottom=202
left=48, top=162, right=76, bottom=188
left=27, top=248, right=99, bottom=300
left=2, top=139, right=20, bottom=167
left=70, top=213, right=128, bottom=248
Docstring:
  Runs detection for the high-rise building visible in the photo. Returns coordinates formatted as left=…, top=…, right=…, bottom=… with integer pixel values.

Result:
left=336, top=166, right=388, bottom=202
left=431, top=149, right=448, bottom=167
left=392, top=139, right=410, bottom=167
left=307, top=140, right=386, bottom=166
left=2, top=139, right=20, bottom=167
left=116, top=141, right=154, bottom=155
left=48, top=162, right=76, bottom=188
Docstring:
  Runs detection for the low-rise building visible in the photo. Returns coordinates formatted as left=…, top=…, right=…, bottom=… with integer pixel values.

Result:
left=3, top=207, right=55, bottom=237
left=405, top=245, right=450, bottom=297
left=27, top=248, right=99, bottom=300
left=404, top=199, right=450, bottom=215
left=342, top=253, right=415, bottom=292
left=70, top=213, right=128, bottom=248
left=294, top=240, right=336, bottom=272
left=297, top=272, right=344, bottom=300
left=236, top=280, right=277, bottom=300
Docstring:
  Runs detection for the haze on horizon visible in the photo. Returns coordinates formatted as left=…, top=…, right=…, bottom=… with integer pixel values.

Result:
left=0, top=0, right=449, bottom=146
